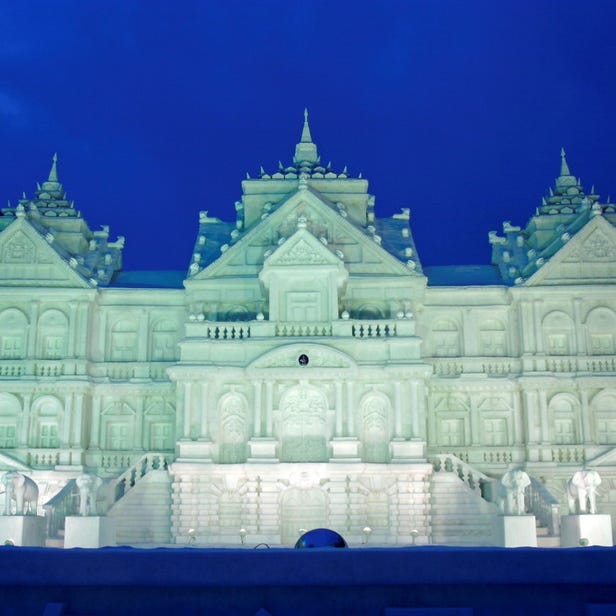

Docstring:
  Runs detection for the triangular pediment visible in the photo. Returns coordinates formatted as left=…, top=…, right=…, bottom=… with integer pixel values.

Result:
left=526, top=216, right=616, bottom=286
left=0, top=218, right=90, bottom=288
left=265, top=227, right=343, bottom=268
left=188, top=187, right=418, bottom=282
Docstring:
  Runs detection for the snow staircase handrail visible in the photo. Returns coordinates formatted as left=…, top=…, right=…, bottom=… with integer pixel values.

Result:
left=432, top=453, right=493, bottom=499
left=528, top=476, right=560, bottom=536
left=111, top=452, right=171, bottom=504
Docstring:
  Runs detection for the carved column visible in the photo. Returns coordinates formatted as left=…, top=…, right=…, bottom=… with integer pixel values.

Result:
left=394, top=381, right=402, bottom=437
left=138, top=309, right=149, bottom=361
left=512, top=390, right=523, bottom=446
left=335, top=380, right=343, bottom=436
left=265, top=381, right=273, bottom=436
left=62, top=393, right=73, bottom=448
left=523, top=389, right=538, bottom=445
left=539, top=389, right=549, bottom=444
left=253, top=381, right=262, bottom=437
left=200, top=381, right=210, bottom=439
left=469, top=393, right=480, bottom=446
left=183, top=382, right=192, bottom=440
left=533, top=300, right=543, bottom=354
left=72, top=392, right=84, bottom=448
left=67, top=301, right=77, bottom=358
left=573, top=297, right=585, bottom=354
left=580, top=389, right=592, bottom=445
left=135, top=396, right=144, bottom=450
left=90, top=395, right=101, bottom=449
left=28, top=300, right=40, bottom=357
left=410, top=380, right=420, bottom=438
left=19, top=393, right=32, bottom=448
left=346, top=381, right=354, bottom=435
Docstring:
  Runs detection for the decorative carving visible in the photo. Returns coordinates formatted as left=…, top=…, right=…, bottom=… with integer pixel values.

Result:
left=3, top=232, right=35, bottom=264
left=2, top=472, right=38, bottom=516
left=567, top=469, right=601, bottom=514
left=76, top=474, right=103, bottom=516
left=280, top=386, right=327, bottom=462
left=499, top=469, right=530, bottom=515
left=251, top=345, right=353, bottom=369
left=271, top=239, right=330, bottom=265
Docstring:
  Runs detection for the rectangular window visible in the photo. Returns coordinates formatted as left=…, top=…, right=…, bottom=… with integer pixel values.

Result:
left=554, top=418, right=575, bottom=445
left=440, top=418, right=464, bottom=446
left=0, top=424, right=16, bottom=448
left=484, top=418, right=507, bottom=446
left=107, top=423, right=130, bottom=450
left=150, top=422, right=173, bottom=450
left=39, top=423, right=59, bottom=448
left=2, top=336, right=23, bottom=359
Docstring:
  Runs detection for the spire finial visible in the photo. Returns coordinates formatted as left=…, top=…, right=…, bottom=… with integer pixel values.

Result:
left=560, top=147, right=571, bottom=176
left=293, top=108, right=318, bottom=164
left=300, top=108, right=313, bottom=144
left=48, top=153, right=59, bottom=183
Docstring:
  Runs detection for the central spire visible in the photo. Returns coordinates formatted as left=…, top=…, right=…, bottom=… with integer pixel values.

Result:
left=293, top=108, right=318, bottom=164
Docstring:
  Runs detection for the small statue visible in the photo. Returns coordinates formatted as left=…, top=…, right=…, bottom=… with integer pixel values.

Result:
left=2, top=471, right=39, bottom=516
left=567, top=469, right=601, bottom=515
left=76, top=474, right=103, bottom=517
left=499, top=469, right=531, bottom=515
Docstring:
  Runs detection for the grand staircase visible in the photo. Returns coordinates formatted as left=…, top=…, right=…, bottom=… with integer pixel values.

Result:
left=429, top=454, right=561, bottom=547
left=430, top=454, right=498, bottom=545
left=107, top=453, right=172, bottom=545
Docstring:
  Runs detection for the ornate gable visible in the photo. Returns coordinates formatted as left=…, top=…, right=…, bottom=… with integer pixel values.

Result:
left=264, top=225, right=343, bottom=268
left=0, top=217, right=91, bottom=288
left=188, top=186, right=417, bottom=282
left=526, top=215, right=616, bottom=286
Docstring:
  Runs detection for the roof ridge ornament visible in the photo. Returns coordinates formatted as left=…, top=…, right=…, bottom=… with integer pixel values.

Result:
left=293, top=109, right=318, bottom=164
left=560, top=147, right=571, bottom=177
left=300, top=108, right=313, bottom=144
left=48, top=152, right=59, bottom=183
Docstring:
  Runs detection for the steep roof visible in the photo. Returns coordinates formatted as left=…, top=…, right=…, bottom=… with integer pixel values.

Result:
left=0, top=155, right=124, bottom=286
left=489, top=150, right=616, bottom=285
left=187, top=111, right=421, bottom=280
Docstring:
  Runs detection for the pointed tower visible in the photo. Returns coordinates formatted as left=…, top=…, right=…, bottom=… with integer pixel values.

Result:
left=490, top=149, right=604, bottom=284
left=0, top=154, right=124, bottom=286
left=293, top=108, right=319, bottom=164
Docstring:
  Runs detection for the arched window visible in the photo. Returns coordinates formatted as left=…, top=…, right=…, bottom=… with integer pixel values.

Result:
left=586, top=307, right=616, bottom=355
left=0, top=308, right=28, bottom=359
left=479, top=319, right=506, bottom=356
left=110, top=319, right=139, bottom=361
left=38, top=309, right=68, bottom=359
left=432, top=319, right=461, bottom=357
left=150, top=320, right=178, bottom=361
left=542, top=311, right=574, bottom=355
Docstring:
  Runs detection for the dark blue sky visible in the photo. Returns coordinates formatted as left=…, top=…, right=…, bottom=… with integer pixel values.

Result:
left=1, top=1, right=616, bottom=271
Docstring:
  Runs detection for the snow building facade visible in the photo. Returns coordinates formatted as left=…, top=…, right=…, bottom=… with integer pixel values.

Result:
left=0, top=113, right=616, bottom=546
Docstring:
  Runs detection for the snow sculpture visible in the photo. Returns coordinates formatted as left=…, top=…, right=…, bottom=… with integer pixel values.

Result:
left=2, top=471, right=39, bottom=516
left=76, top=473, right=103, bottom=516
left=567, top=469, right=601, bottom=514
left=499, top=469, right=531, bottom=515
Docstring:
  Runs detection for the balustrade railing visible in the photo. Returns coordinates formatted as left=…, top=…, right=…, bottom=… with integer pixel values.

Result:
left=205, top=323, right=251, bottom=339
left=432, top=453, right=492, bottom=499
left=43, top=479, right=78, bottom=539
left=528, top=477, right=560, bottom=536
left=351, top=321, right=397, bottom=338
left=111, top=452, right=170, bottom=504
left=275, top=323, right=332, bottom=337
left=27, top=449, right=62, bottom=468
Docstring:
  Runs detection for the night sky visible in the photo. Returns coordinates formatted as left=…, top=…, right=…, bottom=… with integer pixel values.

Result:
left=1, top=1, right=616, bottom=272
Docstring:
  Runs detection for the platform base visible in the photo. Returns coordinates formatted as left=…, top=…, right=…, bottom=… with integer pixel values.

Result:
left=64, top=516, right=116, bottom=549
left=495, top=515, right=537, bottom=547
left=0, top=515, right=45, bottom=546
left=560, top=514, right=613, bottom=547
